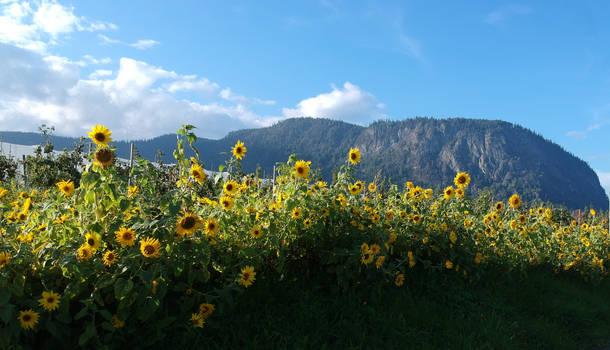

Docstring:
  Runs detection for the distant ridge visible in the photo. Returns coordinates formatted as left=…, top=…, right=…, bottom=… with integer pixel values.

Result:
left=1, top=117, right=608, bottom=210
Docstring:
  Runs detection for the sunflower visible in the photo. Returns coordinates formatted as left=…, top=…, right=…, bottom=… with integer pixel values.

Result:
left=232, top=140, right=247, bottom=160
left=85, top=232, right=102, bottom=251
left=94, top=148, right=115, bottom=168
left=0, top=252, right=9, bottom=269
left=115, top=227, right=135, bottom=247
left=368, top=182, right=377, bottom=193
left=220, top=196, right=234, bottom=211
left=443, top=186, right=455, bottom=200
left=303, top=218, right=312, bottom=228
left=361, top=249, right=374, bottom=265
left=394, top=273, right=405, bottom=287
left=375, top=256, right=385, bottom=269
left=204, top=218, right=220, bottom=236
left=238, top=266, right=256, bottom=287
left=0, top=187, right=7, bottom=199
left=291, top=207, right=302, bottom=219
left=190, top=164, right=206, bottom=184
left=102, top=250, right=117, bottom=266
left=454, top=172, right=470, bottom=188
left=56, top=180, right=75, bottom=196
left=77, top=244, right=93, bottom=261
left=250, top=225, right=263, bottom=238
left=445, top=260, right=454, bottom=269
left=38, top=291, right=61, bottom=311
left=17, top=211, right=28, bottom=221
left=293, top=160, right=311, bottom=179
left=191, top=313, right=204, bottom=328
left=88, top=125, right=113, bottom=147
left=176, top=213, right=202, bottom=237
left=495, top=201, right=504, bottom=211
left=456, top=188, right=465, bottom=199
left=198, top=303, right=215, bottom=319
left=223, top=180, right=239, bottom=195
left=112, top=315, right=125, bottom=328
left=127, top=186, right=139, bottom=198
left=509, top=194, right=522, bottom=208
left=348, top=148, right=361, bottom=165
left=18, top=310, right=39, bottom=330
left=140, top=237, right=162, bottom=258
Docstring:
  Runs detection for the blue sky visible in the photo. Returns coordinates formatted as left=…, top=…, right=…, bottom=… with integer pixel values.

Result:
left=0, top=0, right=609, bottom=195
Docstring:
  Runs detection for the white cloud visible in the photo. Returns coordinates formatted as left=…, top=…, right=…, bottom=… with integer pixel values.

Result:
left=0, top=44, right=280, bottom=140
left=83, top=54, right=111, bottom=65
left=282, top=82, right=386, bottom=125
left=0, top=0, right=116, bottom=52
left=165, top=77, right=219, bottom=96
left=99, top=34, right=159, bottom=50
left=596, top=170, right=610, bottom=199
left=485, top=4, right=532, bottom=24
left=220, top=88, right=276, bottom=106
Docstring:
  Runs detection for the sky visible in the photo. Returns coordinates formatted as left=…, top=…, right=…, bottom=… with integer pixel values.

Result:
left=0, top=0, right=609, bottom=196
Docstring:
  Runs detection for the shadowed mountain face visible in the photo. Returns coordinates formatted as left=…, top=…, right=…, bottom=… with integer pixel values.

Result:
left=1, top=117, right=607, bottom=210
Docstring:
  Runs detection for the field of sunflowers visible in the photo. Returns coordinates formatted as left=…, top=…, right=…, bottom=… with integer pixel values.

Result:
left=0, top=124, right=608, bottom=348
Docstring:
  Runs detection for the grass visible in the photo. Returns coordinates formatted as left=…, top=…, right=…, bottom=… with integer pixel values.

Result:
left=164, top=268, right=610, bottom=350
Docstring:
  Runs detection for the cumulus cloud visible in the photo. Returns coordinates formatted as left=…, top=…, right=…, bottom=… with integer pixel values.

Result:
left=0, top=43, right=280, bottom=140
left=82, top=54, right=111, bottom=65
left=282, top=82, right=386, bottom=125
left=0, top=0, right=116, bottom=52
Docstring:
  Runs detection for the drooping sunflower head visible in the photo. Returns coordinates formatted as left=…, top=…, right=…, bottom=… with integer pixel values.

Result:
left=453, top=172, right=470, bottom=188
left=84, top=232, right=102, bottom=251
left=204, top=218, right=219, bottom=236
left=293, top=160, right=311, bottom=179
left=232, top=140, right=247, bottom=160
left=94, top=148, right=115, bottom=168
left=220, top=196, right=234, bottom=211
left=509, top=194, right=522, bottom=208
left=77, top=244, right=93, bottom=261
left=238, top=266, right=256, bottom=288
left=103, top=250, right=117, bottom=266
left=394, top=273, right=405, bottom=287
left=115, top=227, right=135, bottom=247
left=18, top=310, right=39, bottom=330
left=249, top=225, right=263, bottom=238
left=176, top=213, right=202, bottom=237
left=199, top=303, right=215, bottom=319
left=140, top=237, right=162, bottom=258
left=348, top=148, right=361, bottom=165
left=190, top=164, right=206, bottom=184
left=56, top=180, right=75, bottom=196
left=38, top=291, right=61, bottom=311
left=88, top=124, right=113, bottom=147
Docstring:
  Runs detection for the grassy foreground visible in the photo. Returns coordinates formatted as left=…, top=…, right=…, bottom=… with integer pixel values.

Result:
left=195, top=269, right=610, bottom=350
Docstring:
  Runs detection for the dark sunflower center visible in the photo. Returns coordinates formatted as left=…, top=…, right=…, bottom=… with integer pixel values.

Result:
left=208, top=223, right=215, bottom=230
left=94, top=132, right=106, bottom=142
left=458, top=176, right=466, bottom=184
left=236, top=147, right=242, bottom=154
left=226, top=184, right=233, bottom=191
left=243, top=273, right=250, bottom=280
left=108, top=253, right=115, bottom=260
left=351, top=153, right=357, bottom=160
left=47, top=297, right=54, bottom=303
left=63, top=186, right=70, bottom=191
left=182, top=217, right=196, bottom=229
left=202, top=306, right=209, bottom=313
left=297, top=167, right=304, bottom=174
left=88, top=238, right=95, bottom=246
left=95, top=149, right=113, bottom=163
left=123, top=233, right=132, bottom=240
left=144, top=245, right=155, bottom=255
left=23, top=315, right=31, bottom=321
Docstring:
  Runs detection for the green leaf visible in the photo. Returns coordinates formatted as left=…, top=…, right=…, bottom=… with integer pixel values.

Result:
left=84, top=190, right=95, bottom=205
left=0, top=305, right=14, bottom=324
left=78, top=324, right=97, bottom=346
left=74, top=306, right=89, bottom=320
left=98, top=309, right=113, bottom=321
left=139, top=270, right=153, bottom=286
left=218, top=165, right=226, bottom=172
left=0, top=289, right=10, bottom=306
left=103, top=183, right=117, bottom=202
left=119, top=198, right=130, bottom=211
left=114, top=278, right=134, bottom=299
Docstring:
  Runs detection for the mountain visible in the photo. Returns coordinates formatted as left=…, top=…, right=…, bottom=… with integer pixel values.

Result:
left=1, top=117, right=608, bottom=210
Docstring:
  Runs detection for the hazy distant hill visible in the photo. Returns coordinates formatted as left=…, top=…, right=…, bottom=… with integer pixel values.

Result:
left=1, top=117, right=607, bottom=210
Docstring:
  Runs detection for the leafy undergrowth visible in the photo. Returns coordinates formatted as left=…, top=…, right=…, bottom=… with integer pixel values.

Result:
left=193, top=269, right=610, bottom=350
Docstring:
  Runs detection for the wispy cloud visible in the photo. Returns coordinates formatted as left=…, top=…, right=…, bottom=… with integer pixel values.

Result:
left=566, top=121, right=608, bottom=138
left=392, top=13, right=424, bottom=62
left=220, top=88, right=276, bottom=106
left=485, top=4, right=532, bottom=24
left=99, top=34, right=159, bottom=50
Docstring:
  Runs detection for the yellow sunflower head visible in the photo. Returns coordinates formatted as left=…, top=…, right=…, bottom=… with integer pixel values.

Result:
left=38, top=291, right=61, bottom=311
left=495, top=201, right=504, bottom=211
left=293, top=160, right=311, bottom=179
left=443, top=186, right=455, bottom=200
left=0, top=252, right=10, bottom=269
left=176, top=213, right=202, bottom=237
left=88, top=124, right=113, bottom=147
left=220, top=196, right=234, bottom=211
left=453, top=172, right=470, bottom=188
left=115, top=227, right=135, bottom=247
left=394, top=273, right=405, bottom=287
left=348, top=148, right=361, bottom=165
left=77, top=244, right=93, bottom=261
left=191, top=313, right=205, bottom=328
left=291, top=207, right=302, bottom=219
left=198, top=303, right=215, bottom=319
left=140, top=237, right=162, bottom=258
left=102, top=250, right=117, bottom=266
left=249, top=225, right=263, bottom=238
left=84, top=232, right=102, bottom=251
left=94, top=148, right=115, bottom=168
left=18, top=310, right=39, bottom=330
left=56, top=180, right=75, bottom=196
left=509, top=194, right=522, bottom=208
left=238, top=266, right=256, bottom=287
left=190, top=164, right=206, bottom=184
left=223, top=180, right=239, bottom=195
left=232, top=140, right=247, bottom=160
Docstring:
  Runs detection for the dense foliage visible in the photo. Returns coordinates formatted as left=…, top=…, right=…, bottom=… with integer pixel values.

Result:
left=0, top=125, right=608, bottom=348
